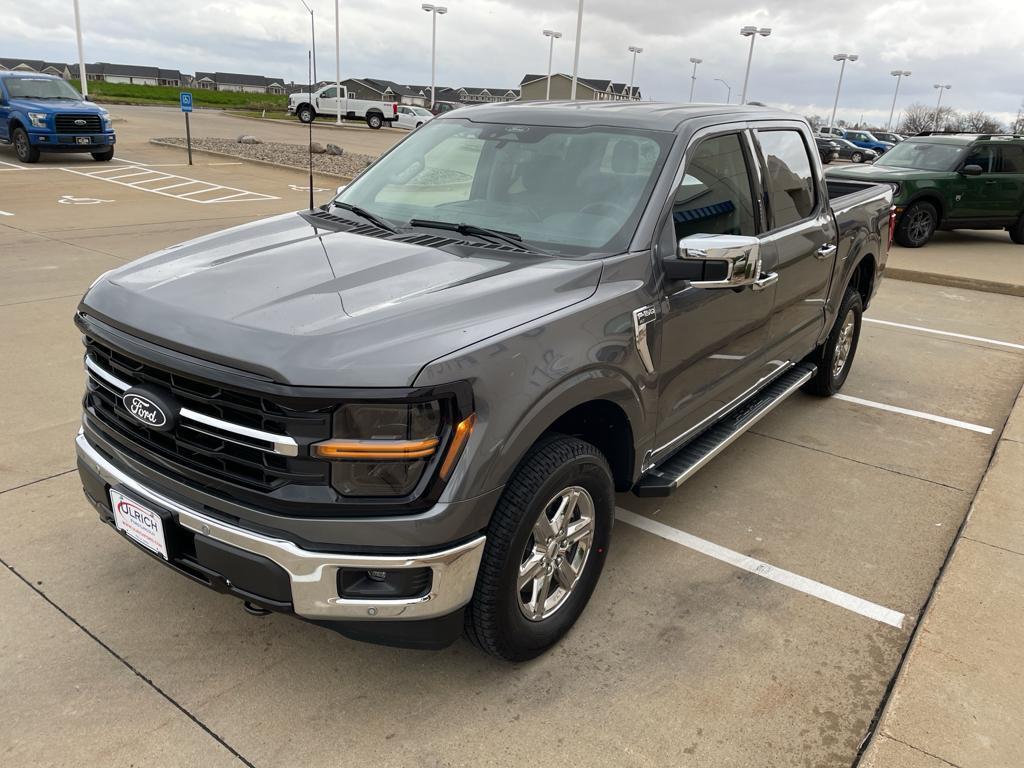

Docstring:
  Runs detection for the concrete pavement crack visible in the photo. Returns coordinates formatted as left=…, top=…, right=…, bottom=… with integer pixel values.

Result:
left=0, top=468, right=77, bottom=495
left=881, top=734, right=965, bottom=767
left=0, top=556, right=257, bottom=768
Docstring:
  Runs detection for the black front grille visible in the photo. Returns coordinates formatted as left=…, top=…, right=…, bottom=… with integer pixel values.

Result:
left=84, top=336, right=332, bottom=492
left=55, top=113, right=102, bottom=133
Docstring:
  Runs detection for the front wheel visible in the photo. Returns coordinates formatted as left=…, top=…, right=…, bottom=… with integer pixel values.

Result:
left=91, top=147, right=114, bottom=162
left=894, top=200, right=938, bottom=248
left=465, top=435, right=613, bottom=661
left=804, top=287, right=863, bottom=397
left=851, top=151, right=864, bottom=163
left=1009, top=213, right=1024, bottom=245
left=297, top=105, right=316, bottom=124
left=366, top=113, right=383, bottom=129
left=12, top=126, right=40, bottom=163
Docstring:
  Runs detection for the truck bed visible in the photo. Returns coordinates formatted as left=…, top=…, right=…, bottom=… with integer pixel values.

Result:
left=827, top=178, right=893, bottom=212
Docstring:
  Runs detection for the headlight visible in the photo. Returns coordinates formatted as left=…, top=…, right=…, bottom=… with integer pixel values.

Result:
left=312, top=401, right=475, bottom=497
left=28, top=112, right=48, bottom=128
left=891, top=183, right=901, bottom=197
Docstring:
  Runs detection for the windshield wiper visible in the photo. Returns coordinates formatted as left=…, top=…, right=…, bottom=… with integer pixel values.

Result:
left=408, top=219, right=550, bottom=255
left=331, top=201, right=398, bottom=233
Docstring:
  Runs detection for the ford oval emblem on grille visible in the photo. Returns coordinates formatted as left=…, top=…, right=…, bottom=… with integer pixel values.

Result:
left=74, top=119, right=87, bottom=126
left=122, top=388, right=177, bottom=432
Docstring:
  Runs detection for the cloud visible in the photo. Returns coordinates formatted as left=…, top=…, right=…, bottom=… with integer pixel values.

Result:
left=4, top=0, right=1021, bottom=123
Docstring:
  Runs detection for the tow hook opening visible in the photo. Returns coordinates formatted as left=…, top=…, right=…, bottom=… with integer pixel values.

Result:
left=243, top=600, right=272, bottom=617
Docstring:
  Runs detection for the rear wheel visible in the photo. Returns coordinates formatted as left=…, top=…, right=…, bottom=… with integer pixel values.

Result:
left=894, top=200, right=938, bottom=248
left=804, top=287, right=863, bottom=397
left=91, top=147, right=114, bottom=161
left=12, top=126, right=39, bottom=163
left=465, top=435, right=613, bottom=661
left=366, top=112, right=383, bottom=129
left=1009, top=213, right=1024, bottom=244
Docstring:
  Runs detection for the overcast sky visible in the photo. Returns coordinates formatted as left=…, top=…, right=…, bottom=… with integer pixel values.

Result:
left=3, top=0, right=1022, bottom=126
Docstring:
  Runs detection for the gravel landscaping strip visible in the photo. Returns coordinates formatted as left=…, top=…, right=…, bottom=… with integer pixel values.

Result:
left=152, top=137, right=377, bottom=179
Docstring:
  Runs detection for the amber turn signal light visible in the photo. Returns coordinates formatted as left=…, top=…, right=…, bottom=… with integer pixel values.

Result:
left=439, top=413, right=477, bottom=480
left=312, top=436, right=440, bottom=461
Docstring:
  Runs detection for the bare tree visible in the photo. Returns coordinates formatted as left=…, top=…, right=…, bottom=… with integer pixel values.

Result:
left=804, top=114, right=825, bottom=130
left=899, top=102, right=956, bottom=134
left=1013, top=102, right=1024, bottom=134
left=951, top=110, right=1005, bottom=133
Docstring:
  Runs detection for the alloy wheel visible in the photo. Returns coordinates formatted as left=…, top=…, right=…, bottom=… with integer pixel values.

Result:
left=832, top=309, right=856, bottom=378
left=907, top=208, right=933, bottom=244
left=517, top=486, right=595, bottom=622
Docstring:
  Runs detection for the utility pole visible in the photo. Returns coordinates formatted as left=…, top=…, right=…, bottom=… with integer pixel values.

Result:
left=570, top=0, right=584, bottom=100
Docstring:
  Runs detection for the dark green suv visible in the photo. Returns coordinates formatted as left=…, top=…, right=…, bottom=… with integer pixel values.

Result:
left=826, top=132, right=1024, bottom=247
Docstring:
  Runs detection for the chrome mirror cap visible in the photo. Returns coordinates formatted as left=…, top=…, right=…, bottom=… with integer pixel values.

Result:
left=678, top=233, right=761, bottom=289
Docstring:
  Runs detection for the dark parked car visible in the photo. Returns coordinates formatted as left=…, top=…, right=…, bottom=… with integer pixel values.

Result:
left=816, top=136, right=841, bottom=164
left=833, top=138, right=877, bottom=164
left=76, top=104, right=893, bottom=660
left=871, top=131, right=904, bottom=145
left=827, top=132, right=1024, bottom=247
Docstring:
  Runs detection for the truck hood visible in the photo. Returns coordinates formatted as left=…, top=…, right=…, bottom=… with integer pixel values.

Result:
left=826, top=165, right=943, bottom=183
left=80, top=212, right=602, bottom=387
left=12, top=98, right=103, bottom=112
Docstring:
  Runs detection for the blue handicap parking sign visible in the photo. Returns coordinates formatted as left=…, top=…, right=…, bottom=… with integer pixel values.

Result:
left=179, top=92, right=193, bottom=112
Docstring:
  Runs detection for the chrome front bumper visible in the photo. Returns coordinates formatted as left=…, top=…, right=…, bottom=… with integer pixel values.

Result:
left=76, top=430, right=485, bottom=621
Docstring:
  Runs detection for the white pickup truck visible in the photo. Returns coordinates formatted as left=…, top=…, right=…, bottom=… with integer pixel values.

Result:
left=287, top=85, right=398, bottom=129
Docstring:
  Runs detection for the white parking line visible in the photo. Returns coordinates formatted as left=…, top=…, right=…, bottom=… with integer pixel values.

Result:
left=834, top=394, right=994, bottom=434
left=0, top=210, right=14, bottom=216
left=865, top=318, right=1024, bottom=352
left=0, top=159, right=27, bottom=170
left=60, top=165, right=279, bottom=204
left=616, top=509, right=906, bottom=628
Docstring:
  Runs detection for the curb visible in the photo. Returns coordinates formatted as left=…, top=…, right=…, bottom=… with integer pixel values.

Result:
left=148, top=139, right=354, bottom=182
left=225, top=111, right=404, bottom=134
left=885, top=266, right=1024, bottom=298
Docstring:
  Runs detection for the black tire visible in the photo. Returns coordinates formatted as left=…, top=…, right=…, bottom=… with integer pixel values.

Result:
left=804, top=287, right=863, bottom=397
left=894, top=200, right=938, bottom=248
left=91, top=147, right=114, bottom=162
left=820, top=154, right=832, bottom=165
left=851, top=151, right=864, bottom=163
left=12, top=126, right=39, bottom=163
left=297, top=105, right=315, bottom=124
left=366, top=112, right=383, bottom=129
left=465, top=435, right=614, bottom=661
left=1009, top=213, right=1024, bottom=245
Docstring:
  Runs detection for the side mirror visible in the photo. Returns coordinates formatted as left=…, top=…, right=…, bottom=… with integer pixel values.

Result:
left=664, top=234, right=761, bottom=289
left=960, top=164, right=984, bottom=177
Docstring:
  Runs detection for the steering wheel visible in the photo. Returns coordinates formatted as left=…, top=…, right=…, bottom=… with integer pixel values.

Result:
left=580, top=201, right=631, bottom=218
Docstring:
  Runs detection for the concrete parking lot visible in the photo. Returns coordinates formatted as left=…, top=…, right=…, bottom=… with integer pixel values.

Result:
left=2, top=107, right=1023, bottom=768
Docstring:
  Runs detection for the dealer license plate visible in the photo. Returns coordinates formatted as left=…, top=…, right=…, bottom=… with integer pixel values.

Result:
left=110, top=490, right=168, bottom=559
left=76, top=137, right=92, bottom=145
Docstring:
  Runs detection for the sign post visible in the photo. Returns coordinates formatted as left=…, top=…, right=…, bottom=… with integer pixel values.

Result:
left=179, top=92, right=193, bottom=166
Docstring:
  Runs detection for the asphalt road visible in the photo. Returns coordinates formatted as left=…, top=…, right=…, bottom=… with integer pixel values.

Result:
left=2, top=114, right=1024, bottom=768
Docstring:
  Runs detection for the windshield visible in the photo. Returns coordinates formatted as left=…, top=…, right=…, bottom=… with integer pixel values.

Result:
left=5, top=77, right=83, bottom=100
left=334, top=118, right=673, bottom=256
left=874, top=140, right=967, bottom=171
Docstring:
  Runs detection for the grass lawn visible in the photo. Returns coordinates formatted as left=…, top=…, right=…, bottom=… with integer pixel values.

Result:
left=70, top=80, right=288, bottom=111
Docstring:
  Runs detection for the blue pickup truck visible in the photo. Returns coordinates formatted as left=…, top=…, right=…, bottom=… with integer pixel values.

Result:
left=0, top=72, right=116, bottom=163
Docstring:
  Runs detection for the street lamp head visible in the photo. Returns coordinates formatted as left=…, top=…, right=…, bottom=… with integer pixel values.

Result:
left=891, top=69, right=911, bottom=77
left=543, top=29, right=562, bottom=38
left=629, top=45, right=643, bottom=53
left=758, top=27, right=771, bottom=36
left=435, top=6, right=447, bottom=13
left=421, top=3, right=433, bottom=9
left=740, top=25, right=758, bottom=36
left=934, top=83, right=951, bottom=90
left=833, top=53, right=857, bottom=62
left=690, top=57, right=702, bottom=64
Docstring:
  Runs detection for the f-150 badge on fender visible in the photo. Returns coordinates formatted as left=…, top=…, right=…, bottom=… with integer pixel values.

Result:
left=632, top=305, right=657, bottom=374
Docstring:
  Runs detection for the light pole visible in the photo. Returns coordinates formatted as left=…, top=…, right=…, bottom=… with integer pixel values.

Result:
left=570, top=0, right=585, bottom=100
left=886, top=70, right=910, bottom=131
left=739, top=26, right=771, bottom=104
left=72, top=0, right=88, bottom=96
left=422, top=4, right=448, bottom=109
left=627, top=46, right=643, bottom=101
left=933, top=84, right=951, bottom=131
left=334, top=0, right=341, bottom=124
left=543, top=29, right=562, bottom=100
left=300, top=0, right=317, bottom=84
left=714, top=77, right=731, bottom=104
left=688, top=57, right=702, bottom=102
left=827, top=53, right=858, bottom=135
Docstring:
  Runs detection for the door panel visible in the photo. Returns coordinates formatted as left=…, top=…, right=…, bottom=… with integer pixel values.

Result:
left=653, top=130, right=776, bottom=458
left=754, top=128, right=838, bottom=365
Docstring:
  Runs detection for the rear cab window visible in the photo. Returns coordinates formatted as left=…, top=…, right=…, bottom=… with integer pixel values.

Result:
left=755, top=129, right=819, bottom=229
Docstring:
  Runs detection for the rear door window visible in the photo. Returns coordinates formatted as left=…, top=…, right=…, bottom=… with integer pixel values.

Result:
left=672, top=133, right=758, bottom=240
left=995, top=145, right=1024, bottom=173
left=756, top=129, right=818, bottom=229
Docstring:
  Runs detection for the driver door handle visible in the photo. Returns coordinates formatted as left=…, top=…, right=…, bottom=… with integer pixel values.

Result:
left=815, top=243, right=838, bottom=259
left=751, top=272, right=778, bottom=292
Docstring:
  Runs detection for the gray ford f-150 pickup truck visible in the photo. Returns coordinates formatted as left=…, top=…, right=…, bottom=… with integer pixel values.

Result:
left=76, top=102, right=893, bottom=660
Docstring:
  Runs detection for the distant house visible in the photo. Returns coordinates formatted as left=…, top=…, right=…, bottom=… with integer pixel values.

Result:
left=455, top=87, right=519, bottom=104
left=339, top=78, right=427, bottom=107
left=519, top=73, right=640, bottom=102
left=85, top=63, right=183, bottom=87
left=191, top=72, right=285, bottom=94
left=0, top=57, right=72, bottom=79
